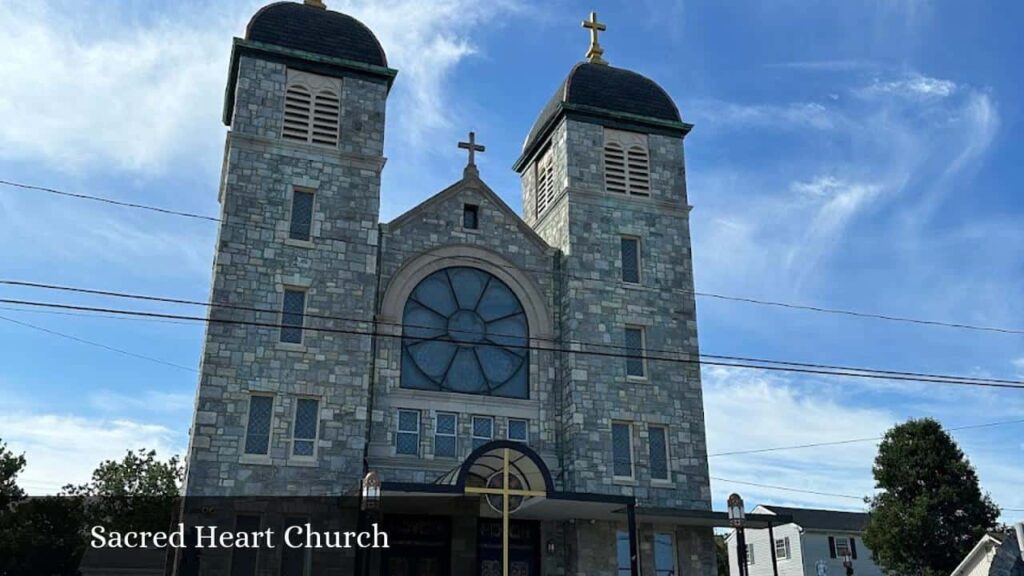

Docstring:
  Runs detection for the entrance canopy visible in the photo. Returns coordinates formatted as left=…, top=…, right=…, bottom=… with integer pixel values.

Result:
left=377, top=440, right=785, bottom=529
left=434, top=440, right=554, bottom=494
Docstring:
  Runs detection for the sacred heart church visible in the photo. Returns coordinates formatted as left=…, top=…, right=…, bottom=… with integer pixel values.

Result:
left=183, top=1, right=733, bottom=574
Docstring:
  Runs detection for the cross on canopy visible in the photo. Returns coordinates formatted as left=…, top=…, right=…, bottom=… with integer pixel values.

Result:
left=458, top=131, right=486, bottom=167
left=581, top=11, right=607, bottom=64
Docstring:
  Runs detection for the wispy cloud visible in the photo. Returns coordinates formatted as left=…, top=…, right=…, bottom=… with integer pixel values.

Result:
left=0, top=0, right=520, bottom=175
left=861, top=73, right=958, bottom=99
left=0, top=412, right=183, bottom=495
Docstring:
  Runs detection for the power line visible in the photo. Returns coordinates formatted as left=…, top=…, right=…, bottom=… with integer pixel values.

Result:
left=710, top=476, right=866, bottom=501
left=0, top=179, right=220, bottom=222
left=2, top=296, right=1024, bottom=391
left=4, top=279, right=1023, bottom=388
left=708, top=418, right=1024, bottom=458
left=4, top=178, right=1023, bottom=337
left=0, top=314, right=197, bottom=373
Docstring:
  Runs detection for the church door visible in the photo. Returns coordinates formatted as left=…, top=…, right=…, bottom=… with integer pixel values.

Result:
left=381, top=515, right=451, bottom=576
left=477, top=519, right=539, bottom=576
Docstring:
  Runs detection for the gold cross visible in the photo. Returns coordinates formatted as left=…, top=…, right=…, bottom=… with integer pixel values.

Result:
left=582, top=11, right=607, bottom=64
left=464, top=448, right=545, bottom=576
left=458, top=131, right=486, bottom=167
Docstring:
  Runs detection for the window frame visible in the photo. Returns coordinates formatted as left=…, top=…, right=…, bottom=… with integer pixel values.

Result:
left=653, top=531, right=677, bottom=576
left=471, top=415, right=494, bottom=450
left=611, top=421, right=635, bottom=480
left=616, top=529, right=632, bottom=576
left=280, top=287, right=307, bottom=344
left=396, top=409, right=421, bottom=456
left=243, top=394, right=274, bottom=456
left=775, top=537, right=792, bottom=561
left=434, top=412, right=458, bottom=458
left=290, top=397, right=320, bottom=459
left=288, top=187, right=316, bottom=243
left=620, top=235, right=642, bottom=284
left=648, top=424, right=670, bottom=482
left=833, top=536, right=853, bottom=558
left=745, top=543, right=756, bottom=565
left=624, top=325, right=647, bottom=379
left=507, top=418, right=528, bottom=443
left=462, top=203, right=480, bottom=230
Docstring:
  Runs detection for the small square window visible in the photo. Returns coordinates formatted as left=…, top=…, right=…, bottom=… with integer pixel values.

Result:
left=463, top=204, right=479, bottom=230
left=621, top=237, right=641, bottom=284
left=625, top=326, right=646, bottom=378
left=435, top=412, right=457, bottom=458
left=280, top=289, right=306, bottom=344
left=289, top=189, right=315, bottom=241
left=472, top=415, right=493, bottom=450
left=292, top=398, right=319, bottom=457
left=507, top=418, right=528, bottom=442
left=244, top=395, right=273, bottom=455
left=396, top=409, right=420, bottom=456
left=612, top=421, right=634, bottom=479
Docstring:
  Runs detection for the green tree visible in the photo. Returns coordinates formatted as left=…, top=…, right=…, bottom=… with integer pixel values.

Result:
left=0, top=439, right=27, bottom=512
left=863, top=418, right=1000, bottom=576
left=715, top=534, right=730, bottom=576
left=66, top=448, right=183, bottom=534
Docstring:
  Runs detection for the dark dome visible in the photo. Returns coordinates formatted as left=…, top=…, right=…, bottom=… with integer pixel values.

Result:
left=522, top=62, right=681, bottom=154
left=246, top=2, right=387, bottom=68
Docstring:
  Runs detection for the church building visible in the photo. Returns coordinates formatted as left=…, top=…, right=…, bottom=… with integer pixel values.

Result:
left=184, top=1, right=738, bottom=574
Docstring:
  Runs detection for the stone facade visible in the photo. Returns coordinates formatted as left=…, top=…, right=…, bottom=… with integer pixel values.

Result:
left=185, top=12, right=715, bottom=575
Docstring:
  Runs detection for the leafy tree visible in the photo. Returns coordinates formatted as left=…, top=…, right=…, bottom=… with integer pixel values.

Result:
left=66, top=448, right=184, bottom=534
left=0, top=447, right=182, bottom=575
left=863, top=418, right=1000, bottom=576
left=715, top=534, right=730, bottom=576
left=0, top=439, right=27, bottom=512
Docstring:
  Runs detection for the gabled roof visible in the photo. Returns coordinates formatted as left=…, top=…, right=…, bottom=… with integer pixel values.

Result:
left=952, top=534, right=1005, bottom=576
left=755, top=505, right=869, bottom=532
left=385, top=169, right=552, bottom=253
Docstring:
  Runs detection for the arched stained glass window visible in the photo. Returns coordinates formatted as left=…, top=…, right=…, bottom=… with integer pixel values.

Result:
left=401, top=267, right=529, bottom=399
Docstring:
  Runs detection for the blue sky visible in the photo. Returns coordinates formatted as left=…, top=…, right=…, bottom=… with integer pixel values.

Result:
left=0, top=0, right=1021, bottom=522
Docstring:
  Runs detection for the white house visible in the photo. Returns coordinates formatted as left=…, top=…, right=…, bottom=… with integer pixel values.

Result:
left=726, top=505, right=882, bottom=576
left=952, top=525, right=1023, bottom=576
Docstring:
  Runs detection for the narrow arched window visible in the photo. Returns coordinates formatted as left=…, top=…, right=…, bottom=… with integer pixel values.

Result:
left=535, top=147, right=556, bottom=215
left=282, top=69, right=341, bottom=147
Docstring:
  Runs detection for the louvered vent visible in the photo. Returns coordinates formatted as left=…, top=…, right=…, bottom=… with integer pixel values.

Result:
left=283, top=85, right=312, bottom=142
left=311, top=90, right=340, bottom=146
left=604, top=143, right=627, bottom=194
left=626, top=146, right=650, bottom=195
left=535, top=154, right=556, bottom=215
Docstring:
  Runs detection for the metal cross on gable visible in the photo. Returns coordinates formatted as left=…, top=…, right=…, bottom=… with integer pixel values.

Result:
left=458, top=131, right=486, bottom=167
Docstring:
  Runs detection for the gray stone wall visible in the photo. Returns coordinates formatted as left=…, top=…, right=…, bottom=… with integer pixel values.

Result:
left=184, top=54, right=387, bottom=496
left=367, top=176, right=562, bottom=484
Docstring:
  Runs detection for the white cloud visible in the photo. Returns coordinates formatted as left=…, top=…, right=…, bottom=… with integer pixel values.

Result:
left=0, top=0, right=520, bottom=174
left=0, top=412, right=184, bottom=495
left=89, top=389, right=194, bottom=415
left=695, top=100, right=837, bottom=132
left=862, top=73, right=958, bottom=99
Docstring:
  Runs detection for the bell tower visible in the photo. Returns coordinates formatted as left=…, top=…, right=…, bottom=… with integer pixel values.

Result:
left=513, top=12, right=715, bottom=574
left=184, top=1, right=398, bottom=496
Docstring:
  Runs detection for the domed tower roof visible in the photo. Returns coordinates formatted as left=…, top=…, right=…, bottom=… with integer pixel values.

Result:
left=245, top=1, right=387, bottom=67
left=223, top=1, right=397, bottom=125
left=514, top=61, right=689, bottom=171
